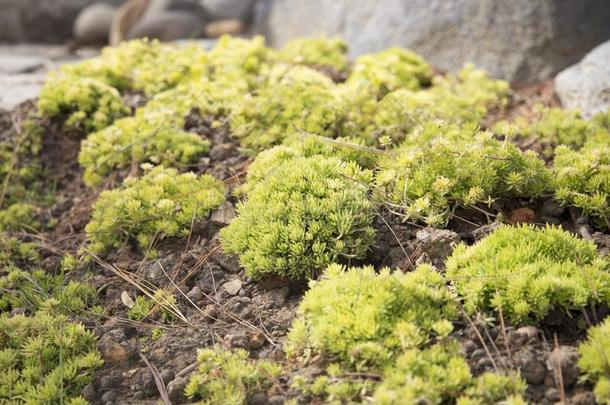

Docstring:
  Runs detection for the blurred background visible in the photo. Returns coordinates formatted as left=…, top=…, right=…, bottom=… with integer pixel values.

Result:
left=1, top=0, right=610, bottom=111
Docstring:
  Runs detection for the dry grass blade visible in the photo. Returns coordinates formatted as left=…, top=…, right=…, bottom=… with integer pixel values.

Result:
left=157, top=257, right=278, bottom=347
left=139, top=351, right=172, bottom=405
left=86, top=249, right=189, bottom=323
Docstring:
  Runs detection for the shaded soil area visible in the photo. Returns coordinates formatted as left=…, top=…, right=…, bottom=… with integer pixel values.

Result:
left=0, top=79, right=607, bottom=405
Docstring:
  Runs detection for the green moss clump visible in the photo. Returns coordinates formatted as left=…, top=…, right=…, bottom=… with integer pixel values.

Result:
left=0, top=312, right=102, bottom=403
left=86, top=166, right=225, bottom=255
left=220, top=155, right=375, bottom=280
left=373, top=66, right=509, bottom=143
left=458, top=372, right=527, bottom=405
left=207, top=35, right=270, bottom=90
left=0, top=115, right=43, bottom=209
left=0, top=203, right=40, bottom=232
left=553, top=144, right=610, bottom=229
left=286, top=264, right=457, bottom=368
left=446, top=224, right=610, bottom=324
left=376, top=124, right=550, bottom=227
left=347, top=47, right=433, bottom=95
left=38, top=73, right=128, bottom=133
left=79, top=107, right=210, bottom=186
left=276, top=37, right=349, bottom=73
left=230, top=65, right=345, bottom=153
left=376, top=344, right=526, bottom=405
left=494, top=106, right=610, bottom=157
left=62, top=39, right=209, bottom=96
left=0, top=236, right=38, bottom=268
left=0, top=266, right=96, bottom=316
left=184, top=347, right=281, bottom=404
left=578, top=318, right=610, bottom=404
left=238, top=139, right=377, bottom=196
left=373, top=342, right=472, bottom=404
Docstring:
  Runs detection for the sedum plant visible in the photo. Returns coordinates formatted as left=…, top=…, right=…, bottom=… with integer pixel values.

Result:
left=38, top=73, right=128, bottom=133
left=184, top=347, right=281, bottom=404
left=578, top=318, right=610, bottom=404
left=347, top=47, right=433, bottom=95
left=458, top=372, right=527, bottom=405
left=373, top=65, right=509, bottom=143
left=446, top=224, right=610, bottom=324
left=376, top=123, right=550, bottom=227
left=553, top=143, right=610, bottom=229
left=229, top=65, right=345, bottom=153
left=220, top=155, right=376, bottom=280
left=0, top=236, right=38, bottom=268
left=285, top=264, right=457, bottom=368
left=62, top=39, right=208, bottom=96
left=0, top=266, right=96, bottom=316
left=0, top=312, right=102, bottom=404
left=494, top=106, right=610, bottom=157
left=375, top=343, right=526, bottom=405
left=207, top=35, right=271, bottom=91
left=276, top=37, right=349, bottom=73
left=0, top=203, right=40, bottom=232
left=86, top=166, right=225, bottom=255
left=79, top=104, right=210, bottom=186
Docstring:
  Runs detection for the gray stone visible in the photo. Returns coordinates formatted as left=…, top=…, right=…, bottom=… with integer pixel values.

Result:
left=200, top=0, right=256, bottom=21
left=210, top=202, right=236, bottom=225
left=254, top=0, right=610, bottom=83
left=415, top=227, right=460, bottom=268
left=74, top=3, right=117, bottom=45
left=101, top=389, right=118, bottom=402
left=0, top=74, right=46, bottom=111
left=548, top=346, right=580, bottom=387
left=127, top=10, right=205, bottom=41
left=0, top=55, right=44, bottom=75
left=160, top=369, right=175, bottom=385
left=222, top=278, right=243, bottom=296
left=0, top=0, right=122, bottom=43
left=167, top=376, right=188, bottom=403
left=555, top=40, right=610, bottom=118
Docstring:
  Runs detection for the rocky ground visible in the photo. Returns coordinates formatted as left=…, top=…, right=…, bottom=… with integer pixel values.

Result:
left=1, top=71, right=608, bottom=404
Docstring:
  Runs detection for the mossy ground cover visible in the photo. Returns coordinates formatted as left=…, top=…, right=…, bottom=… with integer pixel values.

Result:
left=0, top=35, right=609, bottom=404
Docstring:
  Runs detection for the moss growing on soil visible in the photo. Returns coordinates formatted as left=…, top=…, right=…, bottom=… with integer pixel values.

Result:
left=86, top=166, right=225, bottom=255
left=376, top=123, right=550, bottom=227
left=276, top=37, right=349, bottom=73
left=38, top=73, right=129, bottom=133
left=347, top=47, right=433, bottom=95
left=446, top=224, right=610, bottom=324
left=578, top=318, right=610, bottom=404
left=62, top=39, right=209, bottom=96
left=220, top=155, right=375, bottom=280
left=373, top=65, right=509, bottom=143
left=553, top=143, right=610, bottom=230
left=230, top=64, right=345, bottom=153
left=0, top=312, right=102, bottom=404
left=494, top=106, right=610, bottom=157
left=286, top=264, right=457, bottom=367
left=79, top=102, right=211, bottom=186
left=185, top=347, right=281, bottom=404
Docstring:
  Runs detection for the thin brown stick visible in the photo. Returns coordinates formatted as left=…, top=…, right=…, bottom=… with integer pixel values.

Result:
left=139, top=351, right=172, bottom=405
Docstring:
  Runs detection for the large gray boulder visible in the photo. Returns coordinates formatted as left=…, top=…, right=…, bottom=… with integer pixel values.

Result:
left=0, top=0, right=122, bottom=43
left=555, top=40, right=610, bottom=118
left=254, top=0, right=610, bottom=83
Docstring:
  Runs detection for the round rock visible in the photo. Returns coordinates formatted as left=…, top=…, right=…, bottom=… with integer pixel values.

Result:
left=74, top=3, right=117, bottom=45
